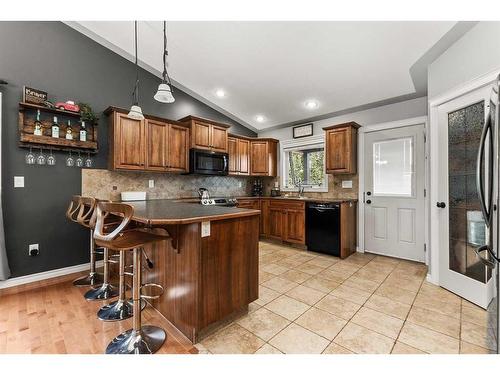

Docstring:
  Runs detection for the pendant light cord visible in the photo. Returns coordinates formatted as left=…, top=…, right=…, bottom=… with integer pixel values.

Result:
left=133, top=20, right=140, bottom=106
left=162, top=21, right=173, bottom=91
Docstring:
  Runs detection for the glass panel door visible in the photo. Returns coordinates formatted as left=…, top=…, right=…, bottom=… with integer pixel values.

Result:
left=448, top=101, right=491, bottom=283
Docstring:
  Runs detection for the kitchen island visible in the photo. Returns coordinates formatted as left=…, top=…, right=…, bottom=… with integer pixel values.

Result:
left=120, top=199, right=260, bottom=343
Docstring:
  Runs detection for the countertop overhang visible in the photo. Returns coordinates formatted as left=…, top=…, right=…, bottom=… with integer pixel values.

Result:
left=124, top=199, right=260, bottom=225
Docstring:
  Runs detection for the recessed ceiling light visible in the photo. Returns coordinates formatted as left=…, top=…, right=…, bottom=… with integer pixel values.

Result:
left=304, top=100, right=319, bottom=110
left=215, top=89, right=226, bottom=98
left=255, top=115, right=266, bottom=123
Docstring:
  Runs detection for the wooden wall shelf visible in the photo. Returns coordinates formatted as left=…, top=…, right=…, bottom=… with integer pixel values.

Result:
left=18, top=102, right=98, bottom=152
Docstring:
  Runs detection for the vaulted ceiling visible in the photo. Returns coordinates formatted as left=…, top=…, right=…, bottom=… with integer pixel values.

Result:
left=69, top=21, right=457, bottom=131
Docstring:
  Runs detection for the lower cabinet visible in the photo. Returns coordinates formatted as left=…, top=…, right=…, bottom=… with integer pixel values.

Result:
left=261, top=199, right=306, bottom=245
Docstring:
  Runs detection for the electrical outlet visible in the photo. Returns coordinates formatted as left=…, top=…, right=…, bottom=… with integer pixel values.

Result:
left=201, top=221, right=211, bottom=237
left=28, top=244, right=39, bottom=256
left=149, top=179, right=155, bottom=188
left=341, top=180, right=353, bottom=189
left=14, top=176, right=24, bottom=188
left=238, top=181, right=242, bottom=188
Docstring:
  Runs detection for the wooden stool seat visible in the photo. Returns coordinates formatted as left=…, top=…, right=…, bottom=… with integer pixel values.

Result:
left=95, top=229, right=168, bottom=251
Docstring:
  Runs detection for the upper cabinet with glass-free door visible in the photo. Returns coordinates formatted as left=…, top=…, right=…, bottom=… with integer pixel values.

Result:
left=179, top=115, right=229, bottom=153
left=105, top=107, right=189, bottom=173
left=323, top=122, right=360, bottom=174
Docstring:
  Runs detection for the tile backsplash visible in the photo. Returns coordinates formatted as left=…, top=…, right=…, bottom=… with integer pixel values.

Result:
left=82, top=169, right=358, bottom=201
left=82, top=169, right=258, bottom=201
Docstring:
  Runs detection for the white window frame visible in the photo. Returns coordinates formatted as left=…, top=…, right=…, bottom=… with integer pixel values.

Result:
left=280, top=135, right=328, bottom=193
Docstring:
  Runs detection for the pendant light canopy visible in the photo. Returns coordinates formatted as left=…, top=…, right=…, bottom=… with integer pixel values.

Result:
left=154, top=21, right=175, bottom=104
left=128, top=21, right=145, bottom=120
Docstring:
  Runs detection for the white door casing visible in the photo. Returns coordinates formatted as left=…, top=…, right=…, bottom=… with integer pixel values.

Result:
left=363, top=124, right=426, bottom=262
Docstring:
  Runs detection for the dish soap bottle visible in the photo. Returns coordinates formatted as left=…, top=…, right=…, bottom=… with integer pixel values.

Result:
left=65, top=120, right=73, bottom=140
left=51, top=116, right=60, bottom=138
left=33, top=109, right=43, bottom=136
left=79, top=121, right=87, bottom=141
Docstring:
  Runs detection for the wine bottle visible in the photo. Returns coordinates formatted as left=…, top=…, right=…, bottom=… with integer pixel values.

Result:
left=65, top=120, right=73, bottom=140
left=51, top=116, right=59, bottom=138
left=79, top=121, right=87, bottom=142
left=33, top=109, right=43, bottom=136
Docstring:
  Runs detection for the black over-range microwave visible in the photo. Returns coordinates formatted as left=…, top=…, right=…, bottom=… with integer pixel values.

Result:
left=189, top=149, right=229, bottom=175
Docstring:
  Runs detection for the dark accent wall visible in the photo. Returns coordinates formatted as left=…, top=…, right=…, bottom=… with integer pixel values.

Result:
left=0, top=21, right=256, bottom=278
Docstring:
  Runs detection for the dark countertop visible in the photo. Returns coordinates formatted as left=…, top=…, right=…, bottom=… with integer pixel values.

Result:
left=235, top=196, right=358, bottom=203
left=124, top=199, right=260, bottom=225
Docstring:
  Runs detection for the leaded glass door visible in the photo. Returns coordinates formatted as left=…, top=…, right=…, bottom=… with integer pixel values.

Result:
left=437, top=85, right=497, bottom=309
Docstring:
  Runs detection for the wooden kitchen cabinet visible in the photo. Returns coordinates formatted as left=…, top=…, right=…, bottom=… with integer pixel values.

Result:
left=323, top=122, right=360, bottom=174
left=108, top=111, right=145, bottom=170
left=228, top=135, right=251, bottom=176
left=262, top=200, right=306, bottom=245
left=250, top=139, right=278, bottom=177
left=106, top=107, right=189, bottom=173
left=179, top=115, right=230, bottom=153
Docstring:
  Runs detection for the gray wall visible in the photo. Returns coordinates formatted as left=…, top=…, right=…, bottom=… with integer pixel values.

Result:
left=258, top=96, right=428, bottom=140
left=428, top=22, right=500, bottom=98
left=0, top=21, right=255, bottom=278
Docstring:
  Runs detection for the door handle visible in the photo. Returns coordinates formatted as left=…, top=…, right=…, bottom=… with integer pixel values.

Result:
left=366, top=200, right=371, bottom=204
left=436, top=202, right=446, bottom=208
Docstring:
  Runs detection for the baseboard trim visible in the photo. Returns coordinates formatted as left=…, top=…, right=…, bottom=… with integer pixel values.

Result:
left=0, top=261, right=103, bottom=290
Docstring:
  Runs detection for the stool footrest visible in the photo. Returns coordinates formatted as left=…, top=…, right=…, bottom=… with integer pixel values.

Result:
left=140, top=283, right=164, bottom=300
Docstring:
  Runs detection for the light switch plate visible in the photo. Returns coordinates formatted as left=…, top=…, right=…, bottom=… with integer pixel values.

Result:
left=14, top=176, right=24, bottom=188
left=148, top=179, right=155, bottom=188
left=201, top=221, right=211, bottom=237
left=341, top=180, right=353, bottom=189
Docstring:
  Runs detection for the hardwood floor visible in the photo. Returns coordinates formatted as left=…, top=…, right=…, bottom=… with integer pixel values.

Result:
left=0, top=275, right=197, bottom=354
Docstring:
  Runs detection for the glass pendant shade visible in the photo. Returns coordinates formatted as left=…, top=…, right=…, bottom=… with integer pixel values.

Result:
left=154, top=83, right=175, bottom=103
left=127, top=104, right=145, bottom=120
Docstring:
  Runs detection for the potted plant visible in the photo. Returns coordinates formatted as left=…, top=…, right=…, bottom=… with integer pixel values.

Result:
left=78, top=102, right=99, bottom=124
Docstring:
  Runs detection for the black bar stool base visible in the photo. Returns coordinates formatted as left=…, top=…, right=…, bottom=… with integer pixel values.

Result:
left=73, top=273, right=103, bottom=287
left=97, top=298, right=146, bottom=322
left=84, top=283, right=119, bottom=301
left=105, top=326, right=166, bottom=354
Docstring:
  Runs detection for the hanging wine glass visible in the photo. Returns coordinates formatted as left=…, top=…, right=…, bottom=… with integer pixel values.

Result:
left=76, top=151, right=84, bottom=168
left=36, top=148, right=46, bottom=165
left=25, top=147, right=35, bottom=165
left=84, top=151, right=92, bottom=168
left=47, top=149, right=56, bottom=166
left=66, top=150, right=75, bottom=167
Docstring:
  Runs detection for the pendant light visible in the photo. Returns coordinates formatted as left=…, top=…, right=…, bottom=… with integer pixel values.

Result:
left=154, top=21, right=175, bottom=103
left=127, top=21, right=145, bottom=120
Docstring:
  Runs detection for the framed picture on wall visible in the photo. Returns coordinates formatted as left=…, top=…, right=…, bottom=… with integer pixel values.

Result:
left=293, top=123, right=313, bottom=138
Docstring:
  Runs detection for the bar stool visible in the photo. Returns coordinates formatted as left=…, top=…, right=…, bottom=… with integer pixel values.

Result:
left=83, top=198, right=119, bottom=301
left=72, top=196, right=104, bottom=287
left=93, top=202, right=169, bottom=354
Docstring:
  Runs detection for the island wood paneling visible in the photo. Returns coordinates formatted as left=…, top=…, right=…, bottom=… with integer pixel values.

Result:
left=138, top=215, right=259, bottom=343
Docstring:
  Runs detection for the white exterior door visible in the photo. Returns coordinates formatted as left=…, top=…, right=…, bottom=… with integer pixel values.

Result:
left=436, top=85, right=497, bottom=308
left=364, top=124, right=426, bottom=262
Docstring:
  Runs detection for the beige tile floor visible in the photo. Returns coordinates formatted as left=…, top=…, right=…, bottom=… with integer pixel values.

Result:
left=197, top=241, right=496, bottom=354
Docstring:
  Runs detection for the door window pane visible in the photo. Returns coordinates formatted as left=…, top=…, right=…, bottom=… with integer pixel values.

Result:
left=373, top=137, right=414, bottom=197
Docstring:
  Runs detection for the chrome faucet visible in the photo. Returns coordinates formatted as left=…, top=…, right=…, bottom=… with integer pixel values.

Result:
left=297, top=182, right=305, bottom=197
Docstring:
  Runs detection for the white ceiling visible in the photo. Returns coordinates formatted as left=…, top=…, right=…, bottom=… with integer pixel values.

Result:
left=69, top=21, right=455, bottom=130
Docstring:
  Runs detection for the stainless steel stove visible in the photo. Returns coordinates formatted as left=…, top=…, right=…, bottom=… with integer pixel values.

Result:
left=200, top=197, right=238, bottom=207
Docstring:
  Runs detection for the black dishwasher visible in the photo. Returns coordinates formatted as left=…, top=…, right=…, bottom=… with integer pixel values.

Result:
left=306, top=202, right=341, bottom=256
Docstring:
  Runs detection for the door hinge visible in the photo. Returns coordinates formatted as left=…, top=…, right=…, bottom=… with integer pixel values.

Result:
left=424, top=188, right=426, bottom=197
left=423, top=130, right=427, bottom=143
left=424, top=243, right=427, bottom=252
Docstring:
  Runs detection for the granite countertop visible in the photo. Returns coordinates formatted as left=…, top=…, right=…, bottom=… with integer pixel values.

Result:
left=235, top=196, right=358, bottom=203
left=124, top=199, right=260, bottom=225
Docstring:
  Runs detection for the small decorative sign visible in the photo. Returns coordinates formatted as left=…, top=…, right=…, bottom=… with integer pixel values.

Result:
left=293, top=123, right=314, bottom=139
left=23, top=86, right=47, bottom=105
